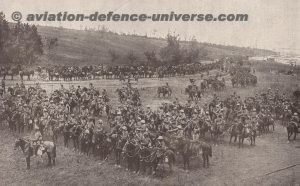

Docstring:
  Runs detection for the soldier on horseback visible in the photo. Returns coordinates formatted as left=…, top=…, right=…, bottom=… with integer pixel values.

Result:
left=32, top=126, right=43, bottom=156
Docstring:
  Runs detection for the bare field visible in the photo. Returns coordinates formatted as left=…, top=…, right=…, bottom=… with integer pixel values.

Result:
left=1, top=68, right=300, bottom=186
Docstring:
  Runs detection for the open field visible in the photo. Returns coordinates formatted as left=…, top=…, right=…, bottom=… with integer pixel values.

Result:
left=35, top=25, right=275, bottom=66
left=1, top=63, right=300, bottom=186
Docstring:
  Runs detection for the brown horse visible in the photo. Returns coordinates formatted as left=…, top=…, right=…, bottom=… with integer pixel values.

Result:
left=20, top=70, right=34, bottom=80
left=14, top=138, right=56, bottom=169
left=238, top=126, right=256, bottom=148
left=157, top=86, right=172, bottom=98
left=287, top=122, right=299, bottom=141
left=174, top=138, right=212, bottom=170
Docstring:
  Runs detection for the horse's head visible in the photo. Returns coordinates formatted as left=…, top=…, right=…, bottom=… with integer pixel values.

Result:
left=14, top=138, right=23, bottom=150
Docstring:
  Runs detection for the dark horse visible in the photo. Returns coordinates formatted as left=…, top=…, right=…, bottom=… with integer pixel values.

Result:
left=20, top=70, right=35, bottom=80
left=14, top=138, right=56, bottom=169
left=229, top=125, right=239, bottom=143
left=139, top=146, right=175, bottom=175
left=287, top=121, right=299, bottom=141
left=175, top=138, right=212, bottom=170
left=157, top=86, right=172, bottom=98
left=122, top=140, right=140, bottom=172
left=238, top=125, right=256, bottom=148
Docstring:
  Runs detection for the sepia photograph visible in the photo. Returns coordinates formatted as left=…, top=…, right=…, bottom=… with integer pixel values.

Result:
left=0, top=0, right=299, bottom=185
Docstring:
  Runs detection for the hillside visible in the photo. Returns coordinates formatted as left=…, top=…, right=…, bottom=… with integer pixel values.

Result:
left=36, top=26, right=276, bottom=66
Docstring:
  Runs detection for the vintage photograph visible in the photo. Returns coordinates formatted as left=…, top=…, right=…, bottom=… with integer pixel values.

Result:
left=0, top=0, right=299, bottom=185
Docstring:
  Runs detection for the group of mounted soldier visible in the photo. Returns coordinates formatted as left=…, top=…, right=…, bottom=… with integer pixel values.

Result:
left=1, top=61, right=299, bottom=175
left=0, top=61, right=221, bottom=81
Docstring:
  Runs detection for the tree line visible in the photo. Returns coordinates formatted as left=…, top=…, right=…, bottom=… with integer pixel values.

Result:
left=0, top=12, right=43, bottom=66
left=0, top=11, right=207, bottom=67
left=108, top=34, right=208, bottom=66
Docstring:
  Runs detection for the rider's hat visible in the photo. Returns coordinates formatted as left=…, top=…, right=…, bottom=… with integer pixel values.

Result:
left=157, top=136, right=164, bottom=140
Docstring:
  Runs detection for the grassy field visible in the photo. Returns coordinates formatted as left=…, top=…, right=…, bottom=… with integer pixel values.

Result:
left=1, top=62, right=299, bottom=186
left=36, top=25, right=275, bottom=66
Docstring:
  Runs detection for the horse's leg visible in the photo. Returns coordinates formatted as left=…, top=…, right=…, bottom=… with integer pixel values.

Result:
left=63, top=134, right=67, bottom=147
left=135, top=157, right=140, bottom=173
left=204, top=153, right=209, bottom=168
left=115, top=150, right=119, bottom=165
left=187, top=156, right=190, bottom=170
left=47, top=153, right=51, bottom=166
left=26, top=157, right=30, bottom=169
left=127, top=157, right=131, bottom=171
left=168, top=160, right=173, bottom=172
left=241, top=137, right=244, bottom=147
left=183, top=156, right=186, bottom=170
left=288, top=130, right=291, bottom=141
left=202, top=153, right=206, bottom=168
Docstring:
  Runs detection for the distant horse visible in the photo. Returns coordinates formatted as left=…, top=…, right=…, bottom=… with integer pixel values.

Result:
left=20, top=70, right=34, bottom=80
left=157, top=86, right=172, bottom=98
left=185, top=85, right=200, bottom=101
left=14, top=138, right=56, bottom=169
left=287, top=121, right=299, bottom=141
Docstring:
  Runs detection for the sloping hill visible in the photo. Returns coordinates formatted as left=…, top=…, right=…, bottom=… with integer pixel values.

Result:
left=37, top=26, right=276, bottom=66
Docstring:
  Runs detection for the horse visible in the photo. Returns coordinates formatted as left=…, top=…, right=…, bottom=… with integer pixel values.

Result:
left=229, top=125, right=239, bottom=143
left=238, top=125, right=256, bottom=148
left=114, top=137, right=126, bottom=167
left=139, top=146, right=175, bottom=176
left=79, top=130, right=93, bottom=156
left=185, top=85, right=200, bottom=101
left=157, top=86, right=172, bottom=98
left=20, top=70, right=34, bottom=80
left=92, top=131, right=111, bottom=160
left=14, top=138, right=56, bottom=169
left=62, top=124, right=73, bottom=148
left=287, top=121, right=299, bottom=141
left=71, top=125, right=83, bottom=151
left=138, top=145, right=153, bottom=175
left=122, top=140, right=140, bottom=172
left=174, top=138, right=212, bottom=170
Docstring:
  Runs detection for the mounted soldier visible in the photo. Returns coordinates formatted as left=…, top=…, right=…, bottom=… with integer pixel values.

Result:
left=32, top=126, right=43, bottom=156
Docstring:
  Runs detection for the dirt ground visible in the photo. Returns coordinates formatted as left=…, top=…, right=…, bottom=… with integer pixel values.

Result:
left=1, top=69, right=300, bottom=186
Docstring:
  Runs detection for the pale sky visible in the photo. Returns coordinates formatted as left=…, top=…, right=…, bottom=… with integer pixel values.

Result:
left=1, top=0, right=299, bottom=51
